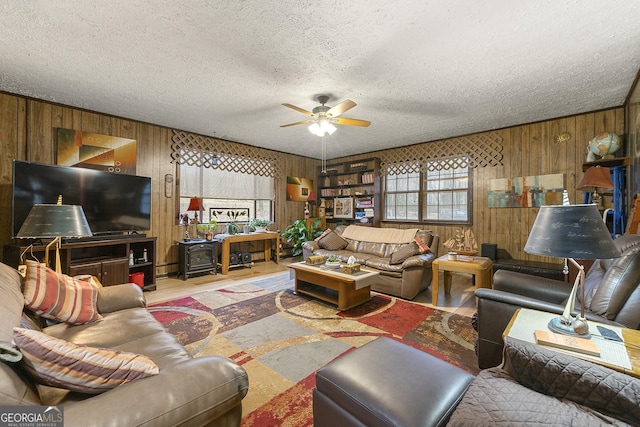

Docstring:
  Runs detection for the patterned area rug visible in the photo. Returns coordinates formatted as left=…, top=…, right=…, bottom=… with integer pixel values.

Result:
left=149, top=273, right=479, bottom=426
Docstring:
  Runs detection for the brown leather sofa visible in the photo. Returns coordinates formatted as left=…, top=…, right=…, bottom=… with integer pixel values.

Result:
left=475, top=234, right=640, bottom=369
left=313, top=336, right=640, bottom=426
left=0, top=261, right=248, bottom=426
left=302, top=225, right=439, bottom=300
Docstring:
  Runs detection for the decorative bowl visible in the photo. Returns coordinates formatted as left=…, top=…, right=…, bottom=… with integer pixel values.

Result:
left=325, top=261, right=341, bottom=269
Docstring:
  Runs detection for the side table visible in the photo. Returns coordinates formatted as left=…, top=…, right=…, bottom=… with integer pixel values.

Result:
left=504, top=308, right=640, bottom=378
left=431, top=255, right=492, bottom=306
left=177, top=240, right=218, bottom=280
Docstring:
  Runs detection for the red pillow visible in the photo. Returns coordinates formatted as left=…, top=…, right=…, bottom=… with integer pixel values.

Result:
left=413, top=237, right=430, bottom=254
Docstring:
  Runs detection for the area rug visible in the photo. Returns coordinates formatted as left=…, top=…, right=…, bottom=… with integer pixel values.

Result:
left=149, top=273, right=479, bottom=426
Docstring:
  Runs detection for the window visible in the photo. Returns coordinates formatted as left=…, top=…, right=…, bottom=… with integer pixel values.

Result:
left=384, top=158, right=471, bottom=224
left=385, top=171, right=420, bottom=220
left=179, top=155, right=275, bottom=224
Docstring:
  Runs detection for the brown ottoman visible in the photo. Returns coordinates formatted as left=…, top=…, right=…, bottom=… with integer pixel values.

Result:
left=313, top=337, right=474, bottom=427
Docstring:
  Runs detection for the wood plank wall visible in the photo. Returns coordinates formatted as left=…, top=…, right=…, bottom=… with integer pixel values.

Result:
left=0, top=93, right=316, bottom=276
left=0, top=91, right=625, bottom=274
left=333, top=108, right=625, bottom=264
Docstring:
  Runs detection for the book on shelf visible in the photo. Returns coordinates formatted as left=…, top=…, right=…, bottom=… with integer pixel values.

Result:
left=534, top=330, right=600, bottom=357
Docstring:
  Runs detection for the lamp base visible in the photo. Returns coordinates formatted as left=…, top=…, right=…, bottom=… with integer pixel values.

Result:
left=548, top=317, right=590, bottom=338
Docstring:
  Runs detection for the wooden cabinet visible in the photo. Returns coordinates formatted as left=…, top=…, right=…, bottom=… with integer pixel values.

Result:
left=69, top=258, right=129, bottom=287
left=4, top=236, right=157, bottom=291
left=177, top=240, right=218, bottom=280
left=317, top=157, right=381, bottom=227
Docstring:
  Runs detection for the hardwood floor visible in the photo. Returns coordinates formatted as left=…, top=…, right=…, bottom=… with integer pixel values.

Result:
left=145, top=258, right=479, bottom=317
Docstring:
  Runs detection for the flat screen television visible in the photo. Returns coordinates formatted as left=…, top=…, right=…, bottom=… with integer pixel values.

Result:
left=12, top=160, right=151, bottom=238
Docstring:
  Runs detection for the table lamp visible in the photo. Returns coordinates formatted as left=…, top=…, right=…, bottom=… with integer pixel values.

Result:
left=576, top=166, right=613, bottom=206
left=16, top=195, right=92, bottom=273
left=186, top=197, right=204, bottom=240
left=524, top=204, right=620, bottom=336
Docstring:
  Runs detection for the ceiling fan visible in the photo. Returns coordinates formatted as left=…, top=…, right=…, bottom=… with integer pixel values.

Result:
left=280, top=95, right=371, bottom=136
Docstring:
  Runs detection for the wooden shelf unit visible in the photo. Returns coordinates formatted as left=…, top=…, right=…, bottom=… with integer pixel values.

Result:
left=317, top=157, right=381, bottom=227
left=4, top=236, right=157, bottom=291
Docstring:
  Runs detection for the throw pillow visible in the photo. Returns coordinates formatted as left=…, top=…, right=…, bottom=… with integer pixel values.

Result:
left=390, top=243, right=419, bottom=265
left=413, top=236, right=430, bottom=254
left=23, top=260, right=103, bottom=325
left=318, top=230, right=349, bottom=251
left=13, top=328, right=159, bottom=394
left=314, top=228, right=332, bottom=242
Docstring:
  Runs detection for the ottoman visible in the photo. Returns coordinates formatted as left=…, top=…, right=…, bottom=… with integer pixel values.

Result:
left=313, top=337, right=474, bottom=427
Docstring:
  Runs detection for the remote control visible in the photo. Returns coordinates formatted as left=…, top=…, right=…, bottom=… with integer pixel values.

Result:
left=596, top=325, right=623, bottom=342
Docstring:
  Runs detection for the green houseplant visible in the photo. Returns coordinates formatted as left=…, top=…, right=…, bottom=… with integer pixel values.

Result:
left=250, top=218, right=272, bottom=232
left=280, top=218, right=322, bottom=258
left=196, top=219, right=218, bottom=240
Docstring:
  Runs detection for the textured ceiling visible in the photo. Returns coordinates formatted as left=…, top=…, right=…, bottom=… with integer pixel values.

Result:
left=1, top=1, right=640, bottom=160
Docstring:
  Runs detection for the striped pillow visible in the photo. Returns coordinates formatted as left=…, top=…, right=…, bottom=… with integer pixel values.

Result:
left=24, top=260, right=103, bottom=325
left=13, top=328, right=159, bottom=394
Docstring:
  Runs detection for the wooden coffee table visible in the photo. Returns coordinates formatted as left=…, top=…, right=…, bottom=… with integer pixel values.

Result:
left=288, top=262, right=379, bottom=311
left=431, top=255, right=493, bottom=306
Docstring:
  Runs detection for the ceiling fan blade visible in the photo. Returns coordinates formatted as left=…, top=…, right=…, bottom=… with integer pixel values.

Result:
left=327, top=99, right=356, bottom=117
left=333, top=117, right=371, bottom=127
left=282, top=103, right=313, bottom=116
left=280, top=119, right=315, bottom=128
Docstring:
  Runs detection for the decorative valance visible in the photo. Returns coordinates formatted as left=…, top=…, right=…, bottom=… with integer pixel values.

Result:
left=171, top=130, right=282, bottom=178
left=378, top=131, right=503, bottom=176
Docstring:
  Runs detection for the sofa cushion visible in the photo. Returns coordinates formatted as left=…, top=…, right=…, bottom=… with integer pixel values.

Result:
left=356, top=241, right=387, bottom=258
left=318, top=230, right=349, bottom=251
left=314, top=228, right=332, bottom=241
left=23, top=260, right=102, bottom=325
left=13, top=327, right=159, bottom=394
left=365, top=258, right=404, bottom=273
left=390, top=243, right=419, bottom=265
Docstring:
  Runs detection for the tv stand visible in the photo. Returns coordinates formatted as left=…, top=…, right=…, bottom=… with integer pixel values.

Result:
left=4, top=237, right=157, bottom=291
left=63, top=233, right=147, bottom=243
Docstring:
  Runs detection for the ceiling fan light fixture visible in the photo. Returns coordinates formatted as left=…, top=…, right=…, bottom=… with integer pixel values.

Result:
left=308, top=120, right=336, bottom=137
left=308, top=122, right=322, bottom=136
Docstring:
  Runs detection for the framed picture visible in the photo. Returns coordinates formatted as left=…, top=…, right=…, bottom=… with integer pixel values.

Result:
left=334, top=197, right=354, bottom=219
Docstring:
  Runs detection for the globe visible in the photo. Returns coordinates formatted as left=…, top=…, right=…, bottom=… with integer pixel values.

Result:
left=587, top=132, right=621, bottom=161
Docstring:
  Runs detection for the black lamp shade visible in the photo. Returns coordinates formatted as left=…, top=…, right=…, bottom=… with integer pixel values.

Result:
left=524, top=204, right=620, bottom=260
left=16, top=204, right=92, bottom=238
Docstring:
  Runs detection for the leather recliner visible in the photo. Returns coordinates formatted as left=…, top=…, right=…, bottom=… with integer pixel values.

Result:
left=475, top=234, right=640, bottom=369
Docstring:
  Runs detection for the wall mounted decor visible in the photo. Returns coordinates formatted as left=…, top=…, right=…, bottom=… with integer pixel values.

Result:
left=286, top=176, right=314, bottom=201
left=334, top=197, right=354, bottom=219
left=56, top=128, right=137, bottom=174
left=488, top=173, right=564, bottom=208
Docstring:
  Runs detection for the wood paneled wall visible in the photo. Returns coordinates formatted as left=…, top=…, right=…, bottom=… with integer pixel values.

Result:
left=0, top=93, right=316, bottom=276
left=0, top=91, right=626, bottom=274
left=333, top=108, right=625, bottom=264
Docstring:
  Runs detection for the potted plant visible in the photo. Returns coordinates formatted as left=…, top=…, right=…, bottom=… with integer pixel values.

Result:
left=211, top=209, right=247, bottom=235
left=325, top=254, right=341, bottom=268
left=250, top=218, right=272, bottom=232
left=197, top=219, right=218, bottom=240
left=280, top=218, right=322, bottom=259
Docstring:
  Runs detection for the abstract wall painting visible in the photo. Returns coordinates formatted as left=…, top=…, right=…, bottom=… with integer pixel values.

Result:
left=56, top=128, right=137, bottom=174
left=488, top=173, right=564, bottom=208
left=286, top=176, right=314, bottom=201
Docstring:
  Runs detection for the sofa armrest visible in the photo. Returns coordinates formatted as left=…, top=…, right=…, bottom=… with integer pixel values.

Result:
left=493, top=269, right=572, bottom=304
left=63, top=356, right=249, bottom=427
left=401, top=252, right=436, bottom=269
left=501, top=337, right=640, bottom=425
left=97, top=283, right=146, bottom=314
left=302, top=240, right=319, bottom=259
